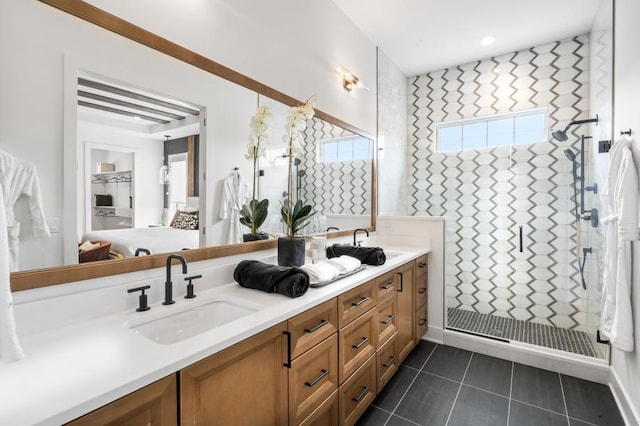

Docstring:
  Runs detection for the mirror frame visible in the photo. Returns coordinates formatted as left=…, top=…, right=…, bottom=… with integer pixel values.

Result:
left=11, top=0, right=377, bottom=291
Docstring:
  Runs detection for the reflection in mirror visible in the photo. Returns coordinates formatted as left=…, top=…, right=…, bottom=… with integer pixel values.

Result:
left=75, top=73, right=204, bottom=262
left=257, top=96, right=374, bottom=238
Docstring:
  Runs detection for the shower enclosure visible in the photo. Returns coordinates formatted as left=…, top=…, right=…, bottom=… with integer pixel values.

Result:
left=443, top=126, right=608, bottom=360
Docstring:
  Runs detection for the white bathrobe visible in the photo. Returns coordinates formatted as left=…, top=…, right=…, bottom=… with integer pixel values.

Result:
left=0, top=188, right=25, bottom=362
left=219, top=172, right=249, bottom=244
left=600, top=137, right=639, bottom=352
left=0, top=150, right=50, bottom=271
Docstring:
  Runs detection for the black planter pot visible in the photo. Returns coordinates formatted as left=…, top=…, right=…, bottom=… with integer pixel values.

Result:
left=277, top=237, right=305, bottom=267
left=243, top=233, right=269, bottom=242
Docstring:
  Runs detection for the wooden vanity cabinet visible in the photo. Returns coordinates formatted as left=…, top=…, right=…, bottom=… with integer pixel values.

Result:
left=67, top=255, right=429, bottom=426
left=66, top=375, right=177, bottom=426
left=180, top=322, right=288, bottom=426
left=395, top=261, right=416, bottom=362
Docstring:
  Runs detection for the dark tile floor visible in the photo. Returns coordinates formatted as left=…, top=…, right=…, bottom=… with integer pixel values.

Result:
left=357, top=341, right=625, bottom=426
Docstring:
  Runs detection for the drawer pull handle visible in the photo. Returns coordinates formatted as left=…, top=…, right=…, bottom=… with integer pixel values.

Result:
left=305, top=369, right=329, bottom=387
left=381, top=282, right=394, bottom=290
left=383, top=356, right=395, bottom=368
left=381, top=314, right=394, bottom=325
left=352, top=336, right=369, bottom=349
left=418, top=261, right=427, bottom=268
left=418, top=288, right=427, bottom=294
left=352, top=386, right=369, bottom=403
left=304, top=319, right=329, bottom=334
left=418, top=318, right=427, bottom=326
left=351, top=296, right=369, bottom=307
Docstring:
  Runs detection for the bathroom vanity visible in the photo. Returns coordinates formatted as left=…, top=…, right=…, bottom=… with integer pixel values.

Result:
left=0, top=230, right=436, bottom=425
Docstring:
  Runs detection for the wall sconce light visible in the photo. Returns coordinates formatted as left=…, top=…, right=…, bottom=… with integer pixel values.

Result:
left=159, top=135, right=171, bottom=184
left=336, top=65, right=360, bottom=92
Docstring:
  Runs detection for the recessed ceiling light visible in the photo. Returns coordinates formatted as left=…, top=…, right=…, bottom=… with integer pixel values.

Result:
left=481, top=36, right=495, bottom=46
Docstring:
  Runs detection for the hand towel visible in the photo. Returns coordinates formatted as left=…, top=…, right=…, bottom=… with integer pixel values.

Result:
left=233, top=260, right=309, bottom=298
left=323, top=255, right=361, bottom=274
left=326, top=244, right=386, bottom=266
left=0, top=188, right=25, bottom=362
left=300, top=262, right=340, bottom=284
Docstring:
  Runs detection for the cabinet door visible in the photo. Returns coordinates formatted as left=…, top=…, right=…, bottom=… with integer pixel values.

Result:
left=289, top=334, right=338, bottom=425
left=67, top=375, right=177, bottom=426
left=338, top=308, right=377, bottom=384
left=396, top=262, right=416, bottom=363
left=299, top=389, right=339, bottom=426
left=288, top=298, right=338, bottom=359
left=180, top=323, right=288, bottom=426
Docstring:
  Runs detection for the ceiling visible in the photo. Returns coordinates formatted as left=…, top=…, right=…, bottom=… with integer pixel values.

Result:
left=77, top=75, right=201, bottom=140
left=332, top=0, right=601, bottom=77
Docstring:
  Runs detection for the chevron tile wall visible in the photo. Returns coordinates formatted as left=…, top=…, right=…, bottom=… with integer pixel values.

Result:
left=300, top=117, right=372, bottom=216
left=408, top=35, right=597, bottom=331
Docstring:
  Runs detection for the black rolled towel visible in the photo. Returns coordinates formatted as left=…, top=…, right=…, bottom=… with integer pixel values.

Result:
left=233, top=260, right=310, bottom=298
left=326, top=244, right=386, bottom=266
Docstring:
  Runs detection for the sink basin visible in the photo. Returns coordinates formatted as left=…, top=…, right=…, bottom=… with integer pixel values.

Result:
left=129, top=299, right=258, bottom=345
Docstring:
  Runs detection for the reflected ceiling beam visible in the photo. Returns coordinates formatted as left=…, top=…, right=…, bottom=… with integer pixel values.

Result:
left=77, top=90, right=186, bottom=121
left=78, top=77, right=200, bottom=116
left=149, top=114, right=200, bottom=135
left=78, top=100, right=170, bottom=124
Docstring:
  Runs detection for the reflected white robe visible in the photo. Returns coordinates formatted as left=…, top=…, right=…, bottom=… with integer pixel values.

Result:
left=600, top=137, right=639, bottom=352
left=219, top=173, right=249, bottom=244
left=0, top=150, right=50, bottom=271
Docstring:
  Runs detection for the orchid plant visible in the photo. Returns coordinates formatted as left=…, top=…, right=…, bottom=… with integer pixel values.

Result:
left=239, top=104, right=272, bottom=235
left=281, top=95, right=317, bottom=238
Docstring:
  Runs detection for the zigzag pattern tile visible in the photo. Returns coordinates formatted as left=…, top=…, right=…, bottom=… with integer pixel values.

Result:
left=300, top=117, right=371, bottom=215
left=410, top=35, right=591, bottom=331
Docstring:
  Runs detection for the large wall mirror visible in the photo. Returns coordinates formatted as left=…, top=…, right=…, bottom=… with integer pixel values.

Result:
left=9, top=0, right=375, bottom=290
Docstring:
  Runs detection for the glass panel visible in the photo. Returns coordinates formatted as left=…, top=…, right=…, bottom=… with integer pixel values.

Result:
left=514, top=113, right=545, bottom=144
left=322, top=141, right=338, bottom=162
left=488, top=117, right=513, bottom=146
left=462, top=122, right=486, bottom=150
left=336, top=138, right=353, bottom=162
left=352, top=137, right=371, bottom=160
left=438, top=125, right=462, bottom=151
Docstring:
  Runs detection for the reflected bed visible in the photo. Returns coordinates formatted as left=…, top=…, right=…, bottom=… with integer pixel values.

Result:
left=81, top=227, right=199, bottom=257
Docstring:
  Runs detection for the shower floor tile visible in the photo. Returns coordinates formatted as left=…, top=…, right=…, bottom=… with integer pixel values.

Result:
left=446, top=307, right=607, bottom=359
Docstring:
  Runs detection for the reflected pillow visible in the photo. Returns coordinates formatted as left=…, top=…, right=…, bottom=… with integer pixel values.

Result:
left=170, top=210, right=199, bottom=230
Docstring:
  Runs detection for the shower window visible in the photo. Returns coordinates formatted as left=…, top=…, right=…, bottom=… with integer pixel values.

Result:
left=319, top=135, right=372, bottom=163
left=436, top=107, right=548, bottom=152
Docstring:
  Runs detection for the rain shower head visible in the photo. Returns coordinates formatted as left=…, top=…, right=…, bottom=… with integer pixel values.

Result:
left=553, top=130, right=569, bottom=142
left=564, top=149, right=577, bottom=161
left=551, top=115, right=599, bottom=142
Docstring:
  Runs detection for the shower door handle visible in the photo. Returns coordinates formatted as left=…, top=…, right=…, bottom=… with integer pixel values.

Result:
left=518, top=225, right=523, bottom=253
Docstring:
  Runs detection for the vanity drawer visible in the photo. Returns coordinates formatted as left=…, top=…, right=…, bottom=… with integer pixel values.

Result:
left=377, top=333, right=398, bottom=391
left=375, top=270, right=396, bottom=300
left=338, top=308, right=377, bottom=384
left=338, top=280, right=376, bottom=329
left=415, top=302, right=428, bottom=340
left=415, top=268, right=428, bottom=310
left=415, top=255, right=428, bottom=277
left=339, top=355, right=377, bottom=426
left=298, top=389, right=338, bottom=426
left=376, top=293, right=397, bottom=349
left=288, top=299, right=338, bottom=359
left=289, top=334, right=338, bottom=425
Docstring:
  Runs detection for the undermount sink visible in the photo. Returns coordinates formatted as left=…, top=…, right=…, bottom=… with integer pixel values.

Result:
left=128, top=298, right=259, bottom=345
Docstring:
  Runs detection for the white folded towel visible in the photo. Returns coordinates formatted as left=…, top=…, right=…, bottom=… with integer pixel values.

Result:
left=323, top=255, right=361, bottom=274
left=301, top=263, right=340, bottom=284
left=0, top=189, right=25, bottom=362
left=79, top=240, right=100, bottom=252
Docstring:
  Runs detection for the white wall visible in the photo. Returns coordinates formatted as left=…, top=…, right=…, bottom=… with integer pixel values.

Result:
left=611, top=0, right=640, bottom=423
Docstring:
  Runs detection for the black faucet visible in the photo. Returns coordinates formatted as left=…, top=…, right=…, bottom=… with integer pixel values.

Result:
left=353, top=228, right=369, bottom=246
left=163, top=254, right=187, bottom=305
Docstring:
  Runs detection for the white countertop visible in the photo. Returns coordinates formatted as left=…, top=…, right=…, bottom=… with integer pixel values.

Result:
left=0, top=245, right=429, bottom=425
